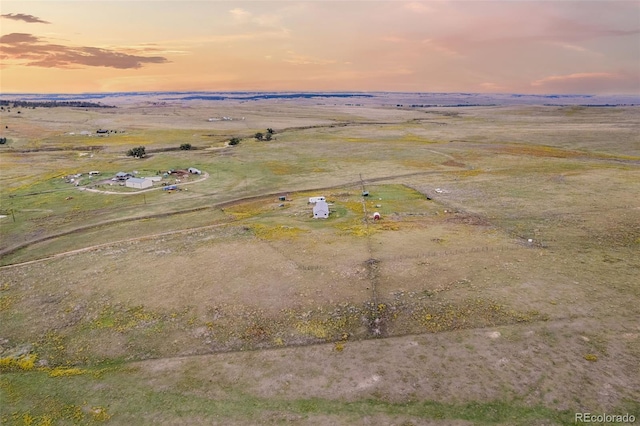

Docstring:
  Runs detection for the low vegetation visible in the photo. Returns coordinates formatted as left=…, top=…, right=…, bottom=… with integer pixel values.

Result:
left=125, top=145, right=146, bottom=158
left=0, top=99, right=638, bottom=424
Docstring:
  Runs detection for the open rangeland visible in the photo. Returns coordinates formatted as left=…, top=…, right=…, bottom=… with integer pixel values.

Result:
left=1, top=97, right=639, bottom=425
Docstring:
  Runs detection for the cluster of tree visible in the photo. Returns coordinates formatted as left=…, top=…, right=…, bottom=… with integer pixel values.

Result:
left=254, top=128, right=275, bottom=141
left=0, top=137, right=7, bottom=145
left=0, top=100, right=116, bottom=108
left=126, top=146, right=146, bottom=158
left=229, top=137, right=241, bottom=146
left=180, top=143, right=192, bottom=150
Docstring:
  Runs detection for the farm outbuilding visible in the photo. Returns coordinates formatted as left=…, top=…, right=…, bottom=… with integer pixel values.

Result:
left=313, top=201, right=330, bottom=219
left=309, top=196, right=326, bottom=204
left=188, top=167, right=201, bottom=175
left=125, top=178, right=152, bottom=189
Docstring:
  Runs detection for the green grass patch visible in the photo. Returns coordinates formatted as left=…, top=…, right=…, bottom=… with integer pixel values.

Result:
left=1, top=364, right=601, bottom=425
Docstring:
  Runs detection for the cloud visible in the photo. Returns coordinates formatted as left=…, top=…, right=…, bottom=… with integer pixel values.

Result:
left=229, top=8, right=251, bottom=23
left=1, top=13, right=50, bottom=24
left=403, top=2, right=432, bottom=14
left=228, top=7, right=285, bottom=30
left=0, top=33, right=39, bottom=44
left=531, top=72, right=639, bottom=94
left=531, top=72, right=615, bottom=87
left=480, top=82, right=509, bottom=92
left=0, top=33, right=169, bottom=69
left=284, top=51, right=336, bottom=66
left=379, top=35, right=460, bottom=56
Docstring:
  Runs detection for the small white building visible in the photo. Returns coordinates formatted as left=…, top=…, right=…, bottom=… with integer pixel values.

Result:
left=188, top=167, right=201, bottom=175
left=125, top=177, right=152, bottom=189
left=313, top=201, right=330, bottom=219
left=309, top=196, right=326, bottom=204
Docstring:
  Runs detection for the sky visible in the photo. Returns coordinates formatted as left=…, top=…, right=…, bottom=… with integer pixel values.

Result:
left=0, top=1, right=639, bottom=94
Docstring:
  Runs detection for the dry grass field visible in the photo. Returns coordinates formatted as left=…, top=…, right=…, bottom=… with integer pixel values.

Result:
left=1, top=97, right=639, bottom=425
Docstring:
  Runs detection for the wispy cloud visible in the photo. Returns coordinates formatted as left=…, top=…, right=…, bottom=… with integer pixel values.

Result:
left=283, top=51, right=336, bottom=66
left=531, top=72, right=615, bottom=87
left=229, top=8, right=251, bottom=23
left=403, top=2, right=433, bottom=14
left=530, top=71, right=639, bottom=93
left=1, top=13, right=50, bottom=24
left=480, top=82, right=509, bottom=92
left=229, top=7, right=284, bottom=29
left=0, top=33, right=169, bottom=69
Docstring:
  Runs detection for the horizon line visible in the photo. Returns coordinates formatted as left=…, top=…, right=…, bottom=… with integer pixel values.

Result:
left=3, top=90, right=640, bottom=97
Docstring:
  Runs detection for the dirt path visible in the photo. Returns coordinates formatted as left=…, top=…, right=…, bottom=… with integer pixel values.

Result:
left=0, top=219, right=236, bottom=269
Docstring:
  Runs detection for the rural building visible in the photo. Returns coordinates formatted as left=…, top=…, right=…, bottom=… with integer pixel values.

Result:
left=188, top=167, right=201, bottom=174
left=309, top=196, right=326, bottom=204
left=125, top=177, right=152, bottom=189
left=313, top=201, right=330, bottom=219
left=89, top=171, right=100, bottom=176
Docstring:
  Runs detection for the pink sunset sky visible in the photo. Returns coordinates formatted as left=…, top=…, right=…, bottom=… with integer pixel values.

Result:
left=0, top=1, right=638, bottom=94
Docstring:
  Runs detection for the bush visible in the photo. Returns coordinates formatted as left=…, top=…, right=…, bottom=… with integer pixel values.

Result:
left=126, top=146, right=146, bottom=158
left=180, top=143, right=192, bottom=150
left=229, top=137, right=241, bottom=146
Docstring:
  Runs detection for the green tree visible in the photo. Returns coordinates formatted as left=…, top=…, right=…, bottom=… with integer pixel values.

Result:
left=254, top=132, right=264, bottom=141
left=180, top=143, right=192, bottom=150
left=266, top=128, right=274, bottom=134
left=126, top=146, right=146, bottom=158
left=264, top=133, right=272, bottom=141
left=229, top=137, right=241, bottom=146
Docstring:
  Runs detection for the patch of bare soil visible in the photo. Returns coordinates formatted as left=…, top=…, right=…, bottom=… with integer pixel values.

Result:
left=441, top=160, right=467, bottom=168
left=445, top=212, right=492, bottom=226
left=132, top=316, right=640, bottom=413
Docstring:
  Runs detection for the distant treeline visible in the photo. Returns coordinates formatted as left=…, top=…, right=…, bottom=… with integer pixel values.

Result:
left=396, top=104, right=497, bottom=108
left=0, top=100, right=116, bottom=109
left=544, top=104, right=639, bottom=107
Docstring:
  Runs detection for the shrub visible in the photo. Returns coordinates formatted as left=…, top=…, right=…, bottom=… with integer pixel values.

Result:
left=180, top=143, right=192, bottom=150
left=229, top=137, right=241, bottom=146
left=126, top=146, right=146, bottom=158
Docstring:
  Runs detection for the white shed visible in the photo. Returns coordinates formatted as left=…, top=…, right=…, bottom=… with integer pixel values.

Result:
left=309, top=196, right=326, bottom=204
left=125, top=177, right=152, bottom=189
left=313, top=201, right=330, bottom=219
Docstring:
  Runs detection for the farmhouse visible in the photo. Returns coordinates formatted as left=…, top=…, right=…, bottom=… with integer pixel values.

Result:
left=125, top=177, right=152, bottom=189
left=313, top=200, right=330, bottom=219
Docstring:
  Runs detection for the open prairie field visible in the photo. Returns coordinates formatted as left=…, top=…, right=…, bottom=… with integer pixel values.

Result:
left=1, top=96, right=639, bottom=425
